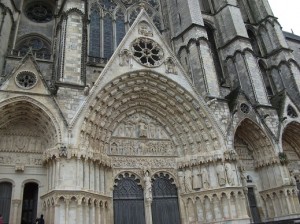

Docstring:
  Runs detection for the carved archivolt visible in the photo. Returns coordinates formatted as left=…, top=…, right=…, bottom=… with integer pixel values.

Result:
left=79, top=72, right=223, bottom=159
left=234, top=119, right=279, bottom=168
left=0, top=97, right=61, bottom=157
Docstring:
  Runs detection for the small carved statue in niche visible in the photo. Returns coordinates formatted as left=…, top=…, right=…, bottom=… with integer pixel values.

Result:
left=290, top=171, right=297, bottom=186
left=164, top=57, right=177, bottom=75
left=239, top=167, right=248, bottom=187
left=138, top=21, right=153, bottom=37
left=144, top=171, right=153, bottom=201
left=192, top=167, right=201, bottom=190
left=216, top=163, right=226, bottom=187
left=201, top=167, right=210, bottom=189
left=138, top=119, right=148, bottom=138
left=184, top=168, right=193, bottom=192
left=111, top=142, right=118, bottom=154
left=15, top=136, right=28, bottom=150
left=83, top=84, right=90, bottom=96
left=225, top=163, right=235, bottom=186
left=178, top=170, right=185, bottom=192
left=119, top=49, right=132, bottom=67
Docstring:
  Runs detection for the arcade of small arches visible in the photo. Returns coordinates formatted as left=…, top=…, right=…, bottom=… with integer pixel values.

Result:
left=1, top=87, right=300, bottom=223
left=1, top=115, right=300, bottom=223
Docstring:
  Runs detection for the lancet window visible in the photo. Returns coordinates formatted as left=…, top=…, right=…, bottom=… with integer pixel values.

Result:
left=88, top=0, right=163, bottom=60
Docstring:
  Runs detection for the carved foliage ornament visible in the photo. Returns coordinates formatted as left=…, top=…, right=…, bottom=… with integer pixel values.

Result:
left=131, top=38, right=164, bottom=67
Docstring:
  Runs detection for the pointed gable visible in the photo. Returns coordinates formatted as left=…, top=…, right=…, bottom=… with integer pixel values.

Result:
left=0, top=52, right=52, bottom=95
left=87, top=9, right=200, bottom=101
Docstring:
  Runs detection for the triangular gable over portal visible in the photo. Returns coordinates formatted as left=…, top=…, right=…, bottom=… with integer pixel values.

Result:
left=72, top=9, right=213, bottom=127
left=0, top=51, right=52, bottom=95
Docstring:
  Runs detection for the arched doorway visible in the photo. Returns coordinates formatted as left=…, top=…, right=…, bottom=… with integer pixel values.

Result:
left=234, top=119, right=276, bottom=223
left=0, top=182, right=12, bottom=224
left=21, top=182, right=39, bottom=224
left=151, top=173, right=180, bottom=224
left=113, top=173, right=145, bottom=224
left=282, top=122, right=300, bottom=200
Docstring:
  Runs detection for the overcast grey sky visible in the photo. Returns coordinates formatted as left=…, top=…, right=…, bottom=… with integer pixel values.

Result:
left=268, top=0, right=300, bottom=35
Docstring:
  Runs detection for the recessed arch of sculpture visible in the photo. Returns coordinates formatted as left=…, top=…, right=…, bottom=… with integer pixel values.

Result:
left=79, top=72, right=223, bottom=158
left=282, top=121, right=300, bottom=172
left=0, top=98, right=60, bottom=156
left=234, top=118, right=277, bottom=168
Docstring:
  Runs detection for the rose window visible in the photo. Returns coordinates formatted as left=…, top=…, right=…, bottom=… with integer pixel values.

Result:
left=16, top=72, right=37, bottom=89
left=26, top=2, right=53, bottom=23
left=131, top=38, right=163, bottom=67
left=240, top=103, right=250, bottom=114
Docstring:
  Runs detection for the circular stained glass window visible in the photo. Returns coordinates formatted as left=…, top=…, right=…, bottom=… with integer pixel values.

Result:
left=16, top=72, right=37, bottom=89
left=131, top=38, right=164, bottom=67
left=26, top=2, right=53, bottom=23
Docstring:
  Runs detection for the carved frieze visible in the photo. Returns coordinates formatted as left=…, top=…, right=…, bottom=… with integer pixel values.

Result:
left=112, top=157, right=176, bottom=168
left=0, top=152, right=43, bottom=166
left=0, top=132, right=44, bottom=153
left=109, top=113, right=176, bottom=157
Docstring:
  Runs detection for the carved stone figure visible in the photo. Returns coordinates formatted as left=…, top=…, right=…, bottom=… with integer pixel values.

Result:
left=290, top=172, right=297, bottom=186
left=225, top=163, right=235, bottom=186
left=138, top=119, right=148, bottom=138
left=201, top=167, right=210, bottom=189
left=178, top=171, right=185, bottom=192
left=138, top=21, right=153, bottom=37
left=184, top=169, right=193, bottom=192
left=165, top=57, right=177, bottom=74
left=216, top=163, right=226, bottom=186
left=15, top=136, right=28, bottom=150
left=192, top=167, right=201, bottom=190
left=119, top=49, right=132, bottom=67
left=240, top=169, right=248, bottom=187
left=144, top=171, right=153, bottom=201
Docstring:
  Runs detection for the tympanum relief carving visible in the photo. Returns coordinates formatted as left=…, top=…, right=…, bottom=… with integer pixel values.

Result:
left=0, top=132, right=45, bottom=153
left=283, top=140, right=300, bottom=172
left=0, top=152, right=43, bottom=166
left=234, top=135, right=255, bottom=169
left=109, top=113, right=176, bottom=157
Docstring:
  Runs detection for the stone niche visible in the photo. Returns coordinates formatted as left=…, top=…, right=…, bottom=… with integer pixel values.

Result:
left=108, top=113, right=176, bottom=157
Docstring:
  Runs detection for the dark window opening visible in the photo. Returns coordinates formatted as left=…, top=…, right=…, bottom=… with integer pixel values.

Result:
left=199, top=0, right=211, bottom=14
left=247, top=29, right=262, bottom=57
left=205, top=23, right=225, bottom=84
left=259, top=61, right=274, bottom=96
left=21, top=183, right=39, bottom=224
left=0, top=182, right=12, bottom=224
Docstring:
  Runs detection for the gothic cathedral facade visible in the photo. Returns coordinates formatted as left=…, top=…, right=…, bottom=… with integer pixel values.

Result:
left=1, top=0, right=300, bottom=223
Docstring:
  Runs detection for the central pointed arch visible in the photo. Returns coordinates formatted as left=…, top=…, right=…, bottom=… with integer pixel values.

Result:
left=79, top=71, right=223, bottom=157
